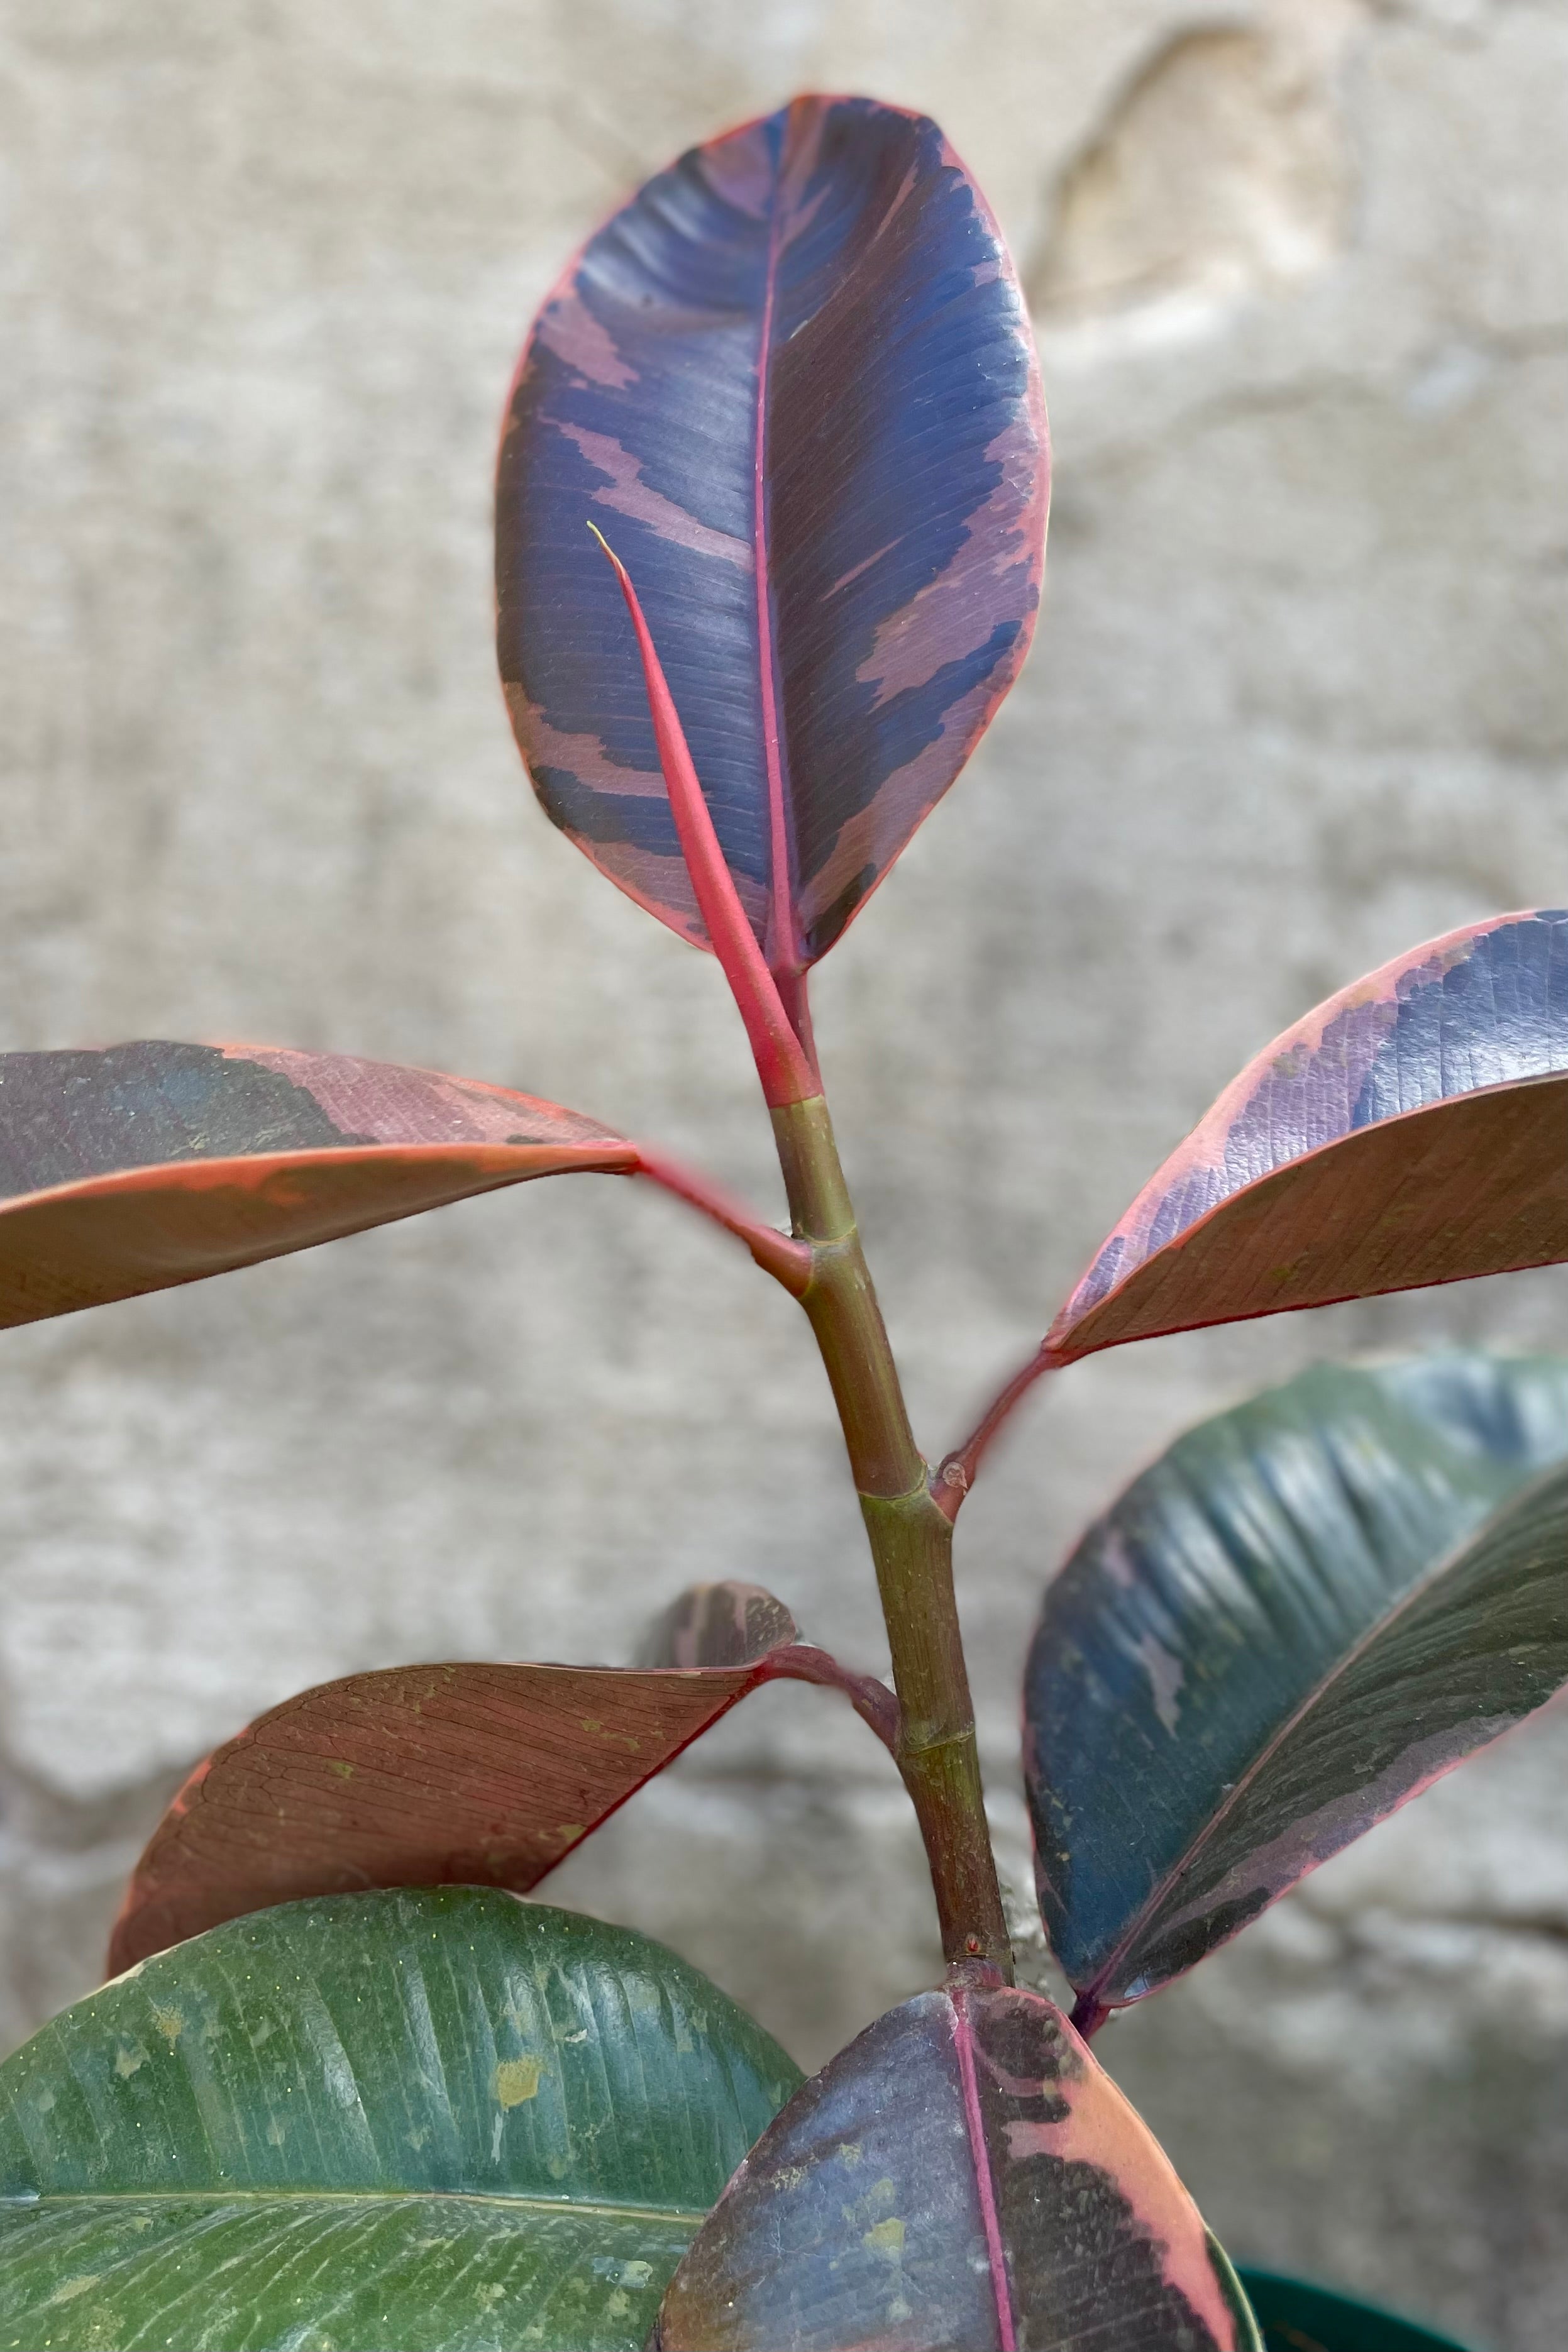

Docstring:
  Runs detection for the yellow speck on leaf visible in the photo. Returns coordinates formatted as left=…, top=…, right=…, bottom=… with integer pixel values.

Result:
left=864, top=2217, right=905, bottom=2258
left=326, top=1760, right=355, bottom=1781
left=114, top=2043, right=146, bottom=2079
left=150, top=2005, right=184, bottom=2048
left=605, top=2290, right=631, bottom=2319
left=578, top=1714, right=640, bottom=1752
left=494, top=2056, right=544, bottom=2107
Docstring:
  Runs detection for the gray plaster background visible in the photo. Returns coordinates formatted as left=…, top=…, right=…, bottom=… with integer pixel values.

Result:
left=1, top=0, right=1566, bottom=2341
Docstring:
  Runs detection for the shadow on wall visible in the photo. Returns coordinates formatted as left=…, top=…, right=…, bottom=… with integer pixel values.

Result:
left=1029, top=4, right=1360, bottom=340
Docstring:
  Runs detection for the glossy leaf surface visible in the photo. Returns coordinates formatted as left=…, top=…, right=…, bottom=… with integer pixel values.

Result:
left=1051, top=911, right=1568, bottom=1361
left=497, top=94, right=1047, bottom=981
left=654, top=1979, right=1259, bottom=2351
left=0, top=1039, right=634, bottom=1328
left=1026, top=1354, right=1568, bottom=2014
left=111, top=1618, right=858, bottom=1972
left=1235, top=2270, right=1470, bottom=2352
left=0, top=1889, right=801, bottom=2352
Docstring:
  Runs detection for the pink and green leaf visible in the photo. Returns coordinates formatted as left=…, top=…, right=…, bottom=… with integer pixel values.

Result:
left=1025, top=1354, right=1568, bottom=2019
left=1050, top=910, right=1568, bottom=1362
left=496, top=94, right=1048, bottom=1003
left=0, top=1040, right=635, bottom=1327
left=109, top=1584, right=891, bottom=1972
left=653, top=1979, right=1259, bottom=2349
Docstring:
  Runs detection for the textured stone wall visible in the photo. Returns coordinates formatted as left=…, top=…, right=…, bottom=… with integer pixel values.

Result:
left=1, top=1, right=1566, bottom=2341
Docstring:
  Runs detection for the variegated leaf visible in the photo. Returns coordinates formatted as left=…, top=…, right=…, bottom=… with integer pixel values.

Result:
left=654, top=1979, right=1259, bottom=2351
left=1051, top=911, right=1568, bottom=1362
left=496, top=94, right=1047, bottom=1002
left=0, top=1039, right=634, bottom=1326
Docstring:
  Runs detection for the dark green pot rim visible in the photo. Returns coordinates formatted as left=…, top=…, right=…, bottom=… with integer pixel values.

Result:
left=1235, top=2265, right=1476, bottom=2351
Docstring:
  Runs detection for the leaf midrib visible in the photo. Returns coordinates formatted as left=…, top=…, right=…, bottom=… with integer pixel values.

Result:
left=0, top=2188, right=709, bottom=2226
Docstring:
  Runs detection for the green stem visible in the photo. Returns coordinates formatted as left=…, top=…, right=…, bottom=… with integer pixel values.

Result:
left=773, top=1096, right=1012, bottom=1980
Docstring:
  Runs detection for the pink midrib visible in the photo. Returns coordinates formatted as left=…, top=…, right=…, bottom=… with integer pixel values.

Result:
left=951, top=1988, right=1017, bottom=2352
left=753, top=115, right=796, bottom=990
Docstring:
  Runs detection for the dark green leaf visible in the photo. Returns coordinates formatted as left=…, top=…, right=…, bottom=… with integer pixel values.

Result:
left=1235, top=2268, right=1472, bottom=2351
left=1025, top=1354, right=1568, bottom=2017
left=0, top=1887, right=802, bottom=2351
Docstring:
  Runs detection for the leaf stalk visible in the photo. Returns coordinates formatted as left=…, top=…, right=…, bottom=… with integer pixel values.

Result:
left=632, top=1144, right=811, bottom=1295
left=936, top=1345, right=1063, bottom=1520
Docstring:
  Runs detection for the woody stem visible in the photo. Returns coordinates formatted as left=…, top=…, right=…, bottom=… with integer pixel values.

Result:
left=772, top=1094, right=1012, bottom=1979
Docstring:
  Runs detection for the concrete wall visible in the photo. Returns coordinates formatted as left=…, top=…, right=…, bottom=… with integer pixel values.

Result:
left=2, top=1, right=1566, bottom=2341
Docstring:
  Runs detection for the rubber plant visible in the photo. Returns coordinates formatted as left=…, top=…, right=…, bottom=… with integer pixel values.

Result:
left=0, top=91, right=1551, bottom=2352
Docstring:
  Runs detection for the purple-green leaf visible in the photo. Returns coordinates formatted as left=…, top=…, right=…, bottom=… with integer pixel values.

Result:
left=0, top=1039, right=634, bottom=1326
left=653, top=1978, right=1259, bottom=2350
left=496, top=94, right=1047, bottom=1009
left=1025, top=1354, right=1568, bottom=2021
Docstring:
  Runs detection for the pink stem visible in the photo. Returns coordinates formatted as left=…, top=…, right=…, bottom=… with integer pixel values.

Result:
left=588, top=526, right=819, bottom=1109
left=633, top=1144, right=810, bottom=1296
left=933, top=1347, right=1064, bottom=1521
